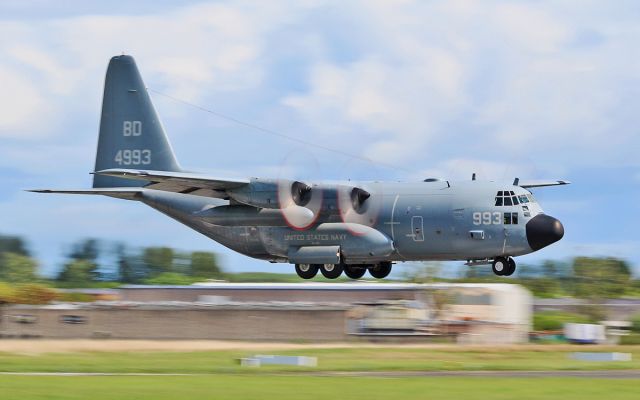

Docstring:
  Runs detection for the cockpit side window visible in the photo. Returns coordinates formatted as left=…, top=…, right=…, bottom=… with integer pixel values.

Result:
left=504, top=196, right=513, bottom=206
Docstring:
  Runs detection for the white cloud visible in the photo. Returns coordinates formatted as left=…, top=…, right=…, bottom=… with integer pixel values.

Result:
left=0, top=64, right=52, bottom=136
left=0, top=1, right=304, bottom=138
left=415, top=157, right=545, bottom=182
left=281, top=0, right=640, bottom=168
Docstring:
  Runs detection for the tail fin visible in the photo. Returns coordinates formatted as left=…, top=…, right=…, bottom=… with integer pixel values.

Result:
left=93, top=55, right=181, bottom=188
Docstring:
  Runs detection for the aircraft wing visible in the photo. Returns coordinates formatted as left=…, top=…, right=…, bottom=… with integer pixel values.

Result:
left=27, top=188, right=143, bottom=200
left=518, top=180, right=571, bottom=188
left=94, top=168, right=250, bottom=198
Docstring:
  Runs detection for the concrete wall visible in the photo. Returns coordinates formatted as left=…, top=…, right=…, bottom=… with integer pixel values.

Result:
left=1, top=307, right=348, bottom=341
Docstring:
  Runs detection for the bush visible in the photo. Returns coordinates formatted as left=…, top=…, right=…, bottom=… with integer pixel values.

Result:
left=10, top=283, right=59, bottom=304
left=58, top=292, right=94, bottom=302
left=631, top=314, right=640, bottom=333
left=533, top=311, right=593, bottom=331
left=0, top=281, right=15, bottom=303
left=620, top=333, right=640, bottom=345
left=143, top=272, right=201, bottom=285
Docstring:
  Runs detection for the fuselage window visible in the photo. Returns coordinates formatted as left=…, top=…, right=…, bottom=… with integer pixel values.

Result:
left=504, top=212, right=512, bottom=224
left=503, top=212, right=519, bottom=224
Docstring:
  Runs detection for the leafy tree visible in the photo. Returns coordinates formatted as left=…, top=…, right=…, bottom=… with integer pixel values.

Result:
left=143, top=247, right=175, bottom=278
left=519, top=277, right=561, bottom=298
left=58, top=238, right=102, bottom=282
left=57, top=259, right=96, bottom=285
left=115, top=243, right=138, bottom=283
left=190, top=251, right=222, bottom=279
left=68, top=238, right=100, bottom=262
left=0, top=234, right=30, bottom=256
left=0, top=253, right=38, bottom=283
left=572, top=257, right=632, bottom=298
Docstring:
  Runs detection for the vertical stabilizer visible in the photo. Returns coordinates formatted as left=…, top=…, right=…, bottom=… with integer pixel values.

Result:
left=93, top=55, right=180, bottom=188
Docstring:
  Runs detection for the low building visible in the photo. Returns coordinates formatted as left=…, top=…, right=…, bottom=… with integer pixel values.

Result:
left=1, top=283, right=532, bottom=343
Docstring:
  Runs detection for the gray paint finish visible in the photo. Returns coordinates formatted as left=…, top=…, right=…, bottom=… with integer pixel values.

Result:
left=32, top=55, right=568, bottom=275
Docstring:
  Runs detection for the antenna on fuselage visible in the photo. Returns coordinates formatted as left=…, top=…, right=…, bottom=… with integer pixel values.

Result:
left=472, top=173, right=476, bottom=181
left=513, top=177, right=520, bottom=186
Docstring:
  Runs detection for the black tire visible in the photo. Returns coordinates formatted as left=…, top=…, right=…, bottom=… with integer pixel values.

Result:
left=295, top=263, right=318, bottom=279
left=344, top=265, right=367, bottom=279
left=492, top=257, right=508, bottom=276
left=320, top=263, right=343, bottom=279
left=503, top=257, right=516, bottom=276
left=369, top=262, right=392, bottom=279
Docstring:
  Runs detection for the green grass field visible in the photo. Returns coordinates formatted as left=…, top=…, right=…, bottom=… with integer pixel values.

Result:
left=2, top=346, right=640, bottom=373
left=1, top=375, right=638, bottom=400
left=1, top=346, right=640, bottom=399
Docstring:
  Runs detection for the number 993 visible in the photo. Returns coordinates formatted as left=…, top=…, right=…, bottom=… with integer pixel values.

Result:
left=472, top=211, right=501, bottom=225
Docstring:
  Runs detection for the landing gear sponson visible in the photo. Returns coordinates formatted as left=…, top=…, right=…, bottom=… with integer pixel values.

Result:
left=295, top=261, right=392, bottom=280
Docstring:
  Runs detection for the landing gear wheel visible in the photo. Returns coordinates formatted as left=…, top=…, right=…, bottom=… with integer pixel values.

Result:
left=369, top=262, right=392, bottom=279
left=344, top=265, right=367, bottom=279
left=295, top=263, right=318, bottom=279
left=320, top=263, right=343, bottom=279
left=503, top=257, right=516, bottom=276
left=492, top=257, right=509, bottom=276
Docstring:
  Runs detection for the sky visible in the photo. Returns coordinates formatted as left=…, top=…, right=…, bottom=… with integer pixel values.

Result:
left=0, top=0, right=639, bottom=277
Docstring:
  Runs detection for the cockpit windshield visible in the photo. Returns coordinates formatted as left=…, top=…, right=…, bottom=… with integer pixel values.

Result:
left=495, top=190, right=534, bottom=206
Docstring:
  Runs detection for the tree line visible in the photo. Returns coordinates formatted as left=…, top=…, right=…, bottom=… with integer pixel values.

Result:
left=1, top=233, right=639, bottom=299
left=0, top=234, right=223, bottom=287
left=404, top=257, right=639, bottom=299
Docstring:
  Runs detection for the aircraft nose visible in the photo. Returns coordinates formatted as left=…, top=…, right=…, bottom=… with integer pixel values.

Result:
left=526, top=214, right=564, bottom=251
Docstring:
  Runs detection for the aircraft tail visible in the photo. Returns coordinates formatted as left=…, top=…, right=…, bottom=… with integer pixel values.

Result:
left=93, top=55, right=181, bottom=188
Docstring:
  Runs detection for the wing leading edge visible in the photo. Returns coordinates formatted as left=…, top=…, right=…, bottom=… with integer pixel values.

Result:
left=93, top=168, right=250, bottom=199
left=27, top=188, right=143, bottom=200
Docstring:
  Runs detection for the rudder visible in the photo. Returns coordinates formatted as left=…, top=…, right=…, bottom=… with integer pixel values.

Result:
left=93, top=55, right=181, bottom=188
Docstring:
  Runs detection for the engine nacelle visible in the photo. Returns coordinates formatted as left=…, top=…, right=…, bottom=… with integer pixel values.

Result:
left=227, top=179, right=313, bottom=210
left=226, top=179, right=280, bottom=209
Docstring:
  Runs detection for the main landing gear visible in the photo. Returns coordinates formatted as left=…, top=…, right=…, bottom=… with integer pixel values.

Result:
left=492, top=256, right=516, bottom=276
left=294, top=262, right=392, bottom=280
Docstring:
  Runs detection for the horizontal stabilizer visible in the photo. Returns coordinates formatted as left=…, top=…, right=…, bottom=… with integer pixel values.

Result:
left=27, top=188, right=143, bottom=200
left=518, top=180, right=571, bottom=189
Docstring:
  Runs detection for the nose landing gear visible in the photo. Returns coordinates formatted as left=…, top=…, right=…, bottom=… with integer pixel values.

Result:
left=492, top=256, right=516, bottom=276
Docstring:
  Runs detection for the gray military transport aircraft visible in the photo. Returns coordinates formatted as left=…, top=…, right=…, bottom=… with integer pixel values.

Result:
left=32, top=55, right=569, bottom=279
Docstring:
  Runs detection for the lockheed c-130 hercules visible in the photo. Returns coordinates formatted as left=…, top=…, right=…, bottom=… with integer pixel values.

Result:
left=32, top=55, right=569, bottom=280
